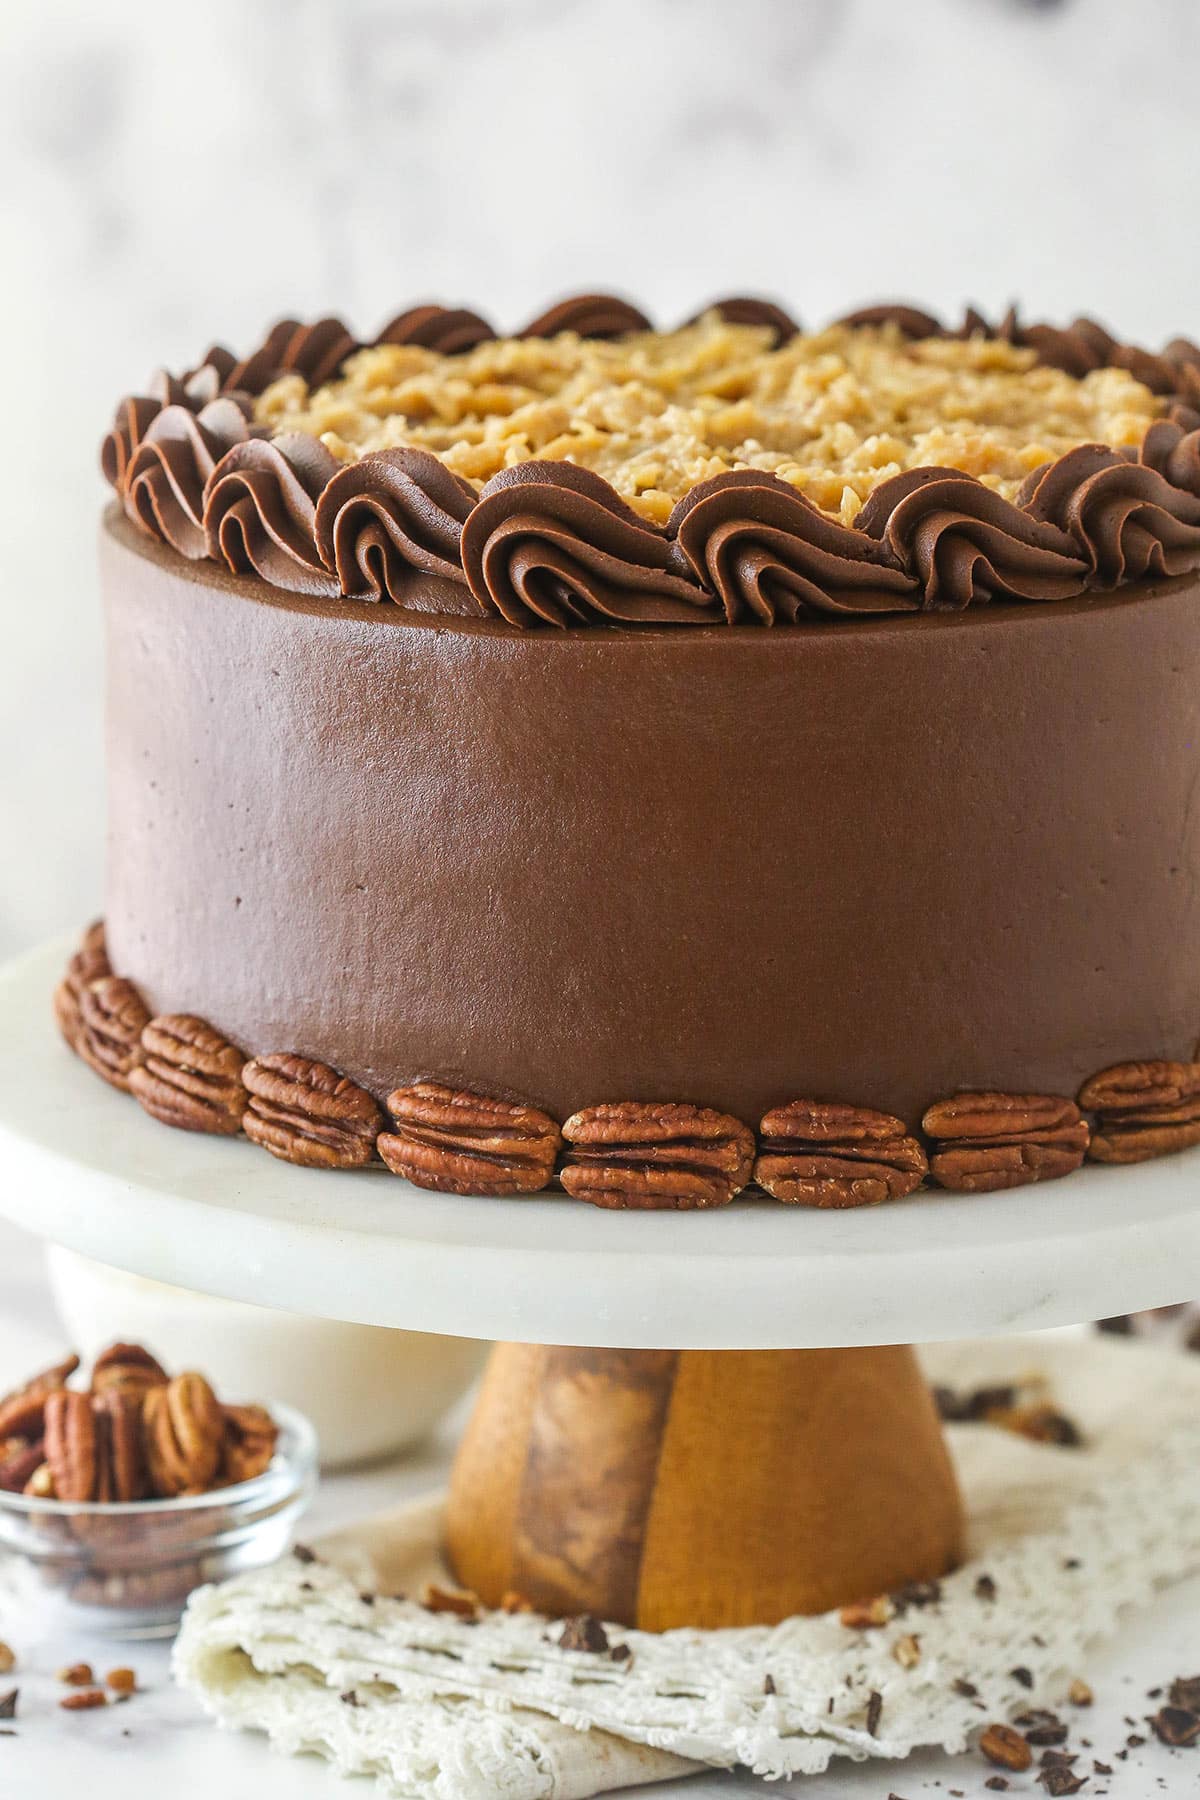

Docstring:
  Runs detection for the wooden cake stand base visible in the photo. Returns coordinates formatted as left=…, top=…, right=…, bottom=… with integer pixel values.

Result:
left=446, top=1341, right=963, bottom=1629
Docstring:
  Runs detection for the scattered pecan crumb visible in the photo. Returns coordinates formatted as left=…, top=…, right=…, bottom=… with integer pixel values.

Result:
left=1011, top=1665, right=1035, bottom=1688
left=57, top=1663, right=94, bottom=1686
left=1069, top=1678, right=1094, bottom=1706
left=60, top=1689, right=107, bottom=1711
left=975, top=1574, right=998, bottom=1601
left=893, top=1634, right=921, bottom=1669
left=558, top=1615, right=610, bottom=1654
left=106, top=1668, right=136, bottom=1694
left=865, top=1690, right=883, bottom=1736
left=839, top=1595, right=892, bottom=1629
left=980, top=1722, right=1033, bottom=1771
left=1017, top=1709, right=1069, bottom=1745
left=1169, top=1674, right=1200, bottom=1711
left=0, top=1691, right=16, bottom=1721
left=1093, top=1761, right=1113, bottom=1775
left=420, top=1583, right=480, bottom=1619
left=1038, top=1766, right=1087, bottom=1795
left=1150, top=1705, right=1200, bottom=1748
left=0, top=1647, right=13, bottom=1677
left=499, top=1590, right=533, bottom=1614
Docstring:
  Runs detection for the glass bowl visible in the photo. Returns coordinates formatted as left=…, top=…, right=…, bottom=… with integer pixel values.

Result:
left=0, top=1401, right=317, bottom=1637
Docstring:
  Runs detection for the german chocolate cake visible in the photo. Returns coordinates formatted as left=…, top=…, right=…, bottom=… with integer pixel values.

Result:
left=61, top=294, right=1200, bottom=1205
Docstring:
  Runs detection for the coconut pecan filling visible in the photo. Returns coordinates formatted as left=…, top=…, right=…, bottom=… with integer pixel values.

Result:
left=255, top=315, right=1163, bottom=527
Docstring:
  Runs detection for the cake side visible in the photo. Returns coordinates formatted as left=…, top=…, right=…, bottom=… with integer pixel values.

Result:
left=100, top=510, right=1200, bottom=1143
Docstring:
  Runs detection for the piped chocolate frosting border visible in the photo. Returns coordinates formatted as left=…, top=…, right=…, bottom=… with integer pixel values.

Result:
left=101, top=295, right=1200, bottom=626
left=55, top=924, right=1200, bottom=1205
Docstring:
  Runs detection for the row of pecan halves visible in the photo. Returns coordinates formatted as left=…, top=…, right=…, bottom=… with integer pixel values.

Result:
left=54, top=924, right=1200, bottom=1209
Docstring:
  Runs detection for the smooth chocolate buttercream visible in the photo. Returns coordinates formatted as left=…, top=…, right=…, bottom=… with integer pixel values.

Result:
left=102, top=509, right=1200, bottom=1129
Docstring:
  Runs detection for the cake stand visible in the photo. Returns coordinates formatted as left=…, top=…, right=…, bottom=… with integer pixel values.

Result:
left=2, top=937, right=1199, bottom=1629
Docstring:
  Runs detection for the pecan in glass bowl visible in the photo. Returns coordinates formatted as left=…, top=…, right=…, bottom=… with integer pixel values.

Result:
left=0, top=1401, right=316, bottom=1638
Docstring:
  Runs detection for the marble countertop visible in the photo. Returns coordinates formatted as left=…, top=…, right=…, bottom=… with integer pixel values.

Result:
left=1, top=1218, right=1199, bottom=1799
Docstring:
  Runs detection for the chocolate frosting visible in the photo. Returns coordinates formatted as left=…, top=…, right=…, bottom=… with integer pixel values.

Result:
left=312, top=448, right=479, bottom=606
left=520, top=294, right=652, bottom=339
left=374, top=305, right=495, bottom=354
left=461, top=462, right=713, bottom=626
left=855, top=468, right=1090, bottom=609
left=669, top=470, right=918, bottom=622
left=103, top=512, right=1200, bottom=1129
left=99, top=293, right=1200, bottom=627
left=124, top=398, right=256, bottom=560
left=203, top=434, right=341, bottom=596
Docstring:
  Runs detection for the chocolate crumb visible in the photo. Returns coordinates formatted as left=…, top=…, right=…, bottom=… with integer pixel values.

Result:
left=866, top=1689, right=883, bottom=1736
left=762, top=1673, right=776, bottom=1695
left=975, top=1574, right=998, bottom=1601
left=1011, top=1665, right=1035, bottom=1689
left=1093, top=1762, right=1112, bottom=1775
left=558, top=1615, right=610, bottom=1655
left=1039, top=1749, right=1077, bottom=1769
left=953, top=1677, right=979, bottom=1698
left=293, top=1543, right=318, bottom=1564
left=359, top=1592, right=376, bottom=1606
left=340, top=1690, right=360, bottom=1708
left=1150, top=1705, right=1200, bottom=1748
left=891, top=1579, right=941, bottom=1613
left=1015, top=1709, right=1068, bottom=1746
left=609, top=1642, right=632, bottom=1665
left=1126, top=1732, right=1145, bottom=1747
left=1063, top=1557, right=1082, bottom=1570
left=985, top=1781, right=1010, bottom=1793
left=0, top=1693, right=15, bottom=1722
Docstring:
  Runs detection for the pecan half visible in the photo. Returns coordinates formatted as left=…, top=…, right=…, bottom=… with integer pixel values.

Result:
left=1079, top=1059, right=1200, bottom=1163
left=559, top=1101, right=755, bottom=1209
left=242, top=1054, right=382, bottom=1169
left=129, top=1014, right=247, bottom=1136
left=0, top=1437, right=46, bottom=1493
left=0, top=1353, right=80, bottom=1440
left=92, top=1342, right=168, bottom=1400
left=93, top=1390, right=149, bottom=1502
left=922, top=1092, right=1089, bottom=1192
left=43, top=1389, right=99, bottom=1503
left=143, top=1373, right=224, bottom=1496
left=53, top=921, right=111, bottom=1052
left=219, top=1403, right=279, bottom=1486
left=378, top=1082, right=561, bottom=1195
left=76, top=976, right=151, bottom=1093
left=754, top=1099, right=927, bottom=1207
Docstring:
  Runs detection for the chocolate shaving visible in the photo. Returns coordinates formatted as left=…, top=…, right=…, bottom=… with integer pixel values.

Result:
left=866, top=1690, right=883, bottom=1736
left=558, top=1615, right=610, bottom=1655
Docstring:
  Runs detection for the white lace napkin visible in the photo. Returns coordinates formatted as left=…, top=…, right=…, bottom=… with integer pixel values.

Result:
left=174, top=1335, right=1200, bottom=1799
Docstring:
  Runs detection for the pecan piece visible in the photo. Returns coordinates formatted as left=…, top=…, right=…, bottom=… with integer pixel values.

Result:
left=219, top=1403, right=279, bottom=1486
left=242, top=1054, right=382, bottom=1169
left=560, top=1101, right=754, bottom=1209
left=143, top=1373, right=224, bottom=1496
left=922, top=1093, right=1089, bottom=1192
left=93, top=1389, right=149, bottom=1502
left=979, top=1722, right=1033, bottom=1771
left=92, top=1342, right=168, bottom=1400
left=754, top=1099, right=927, bottom=1207
left=53, top=921, right=111, bottom=1052
left=1079, top=1059, right=1200, bottom=1163
left=129, top=1014, right=247, bottom=1136
left=76, top=976, right=150, bottom=1092
left=378, top=1082, right=561, bottom=1195
left=0, top=1353, right=80, bottom=1441
left=43, top=1389, right=99, bottom=1503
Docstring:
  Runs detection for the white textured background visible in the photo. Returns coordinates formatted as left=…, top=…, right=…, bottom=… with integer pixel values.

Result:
left=3, top=0, right=1199, bottom=956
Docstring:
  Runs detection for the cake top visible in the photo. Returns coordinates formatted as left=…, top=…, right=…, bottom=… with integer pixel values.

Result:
left=254, top=315, right=1160, bottom=527
left=103, top=294, right=1200, bottom=626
